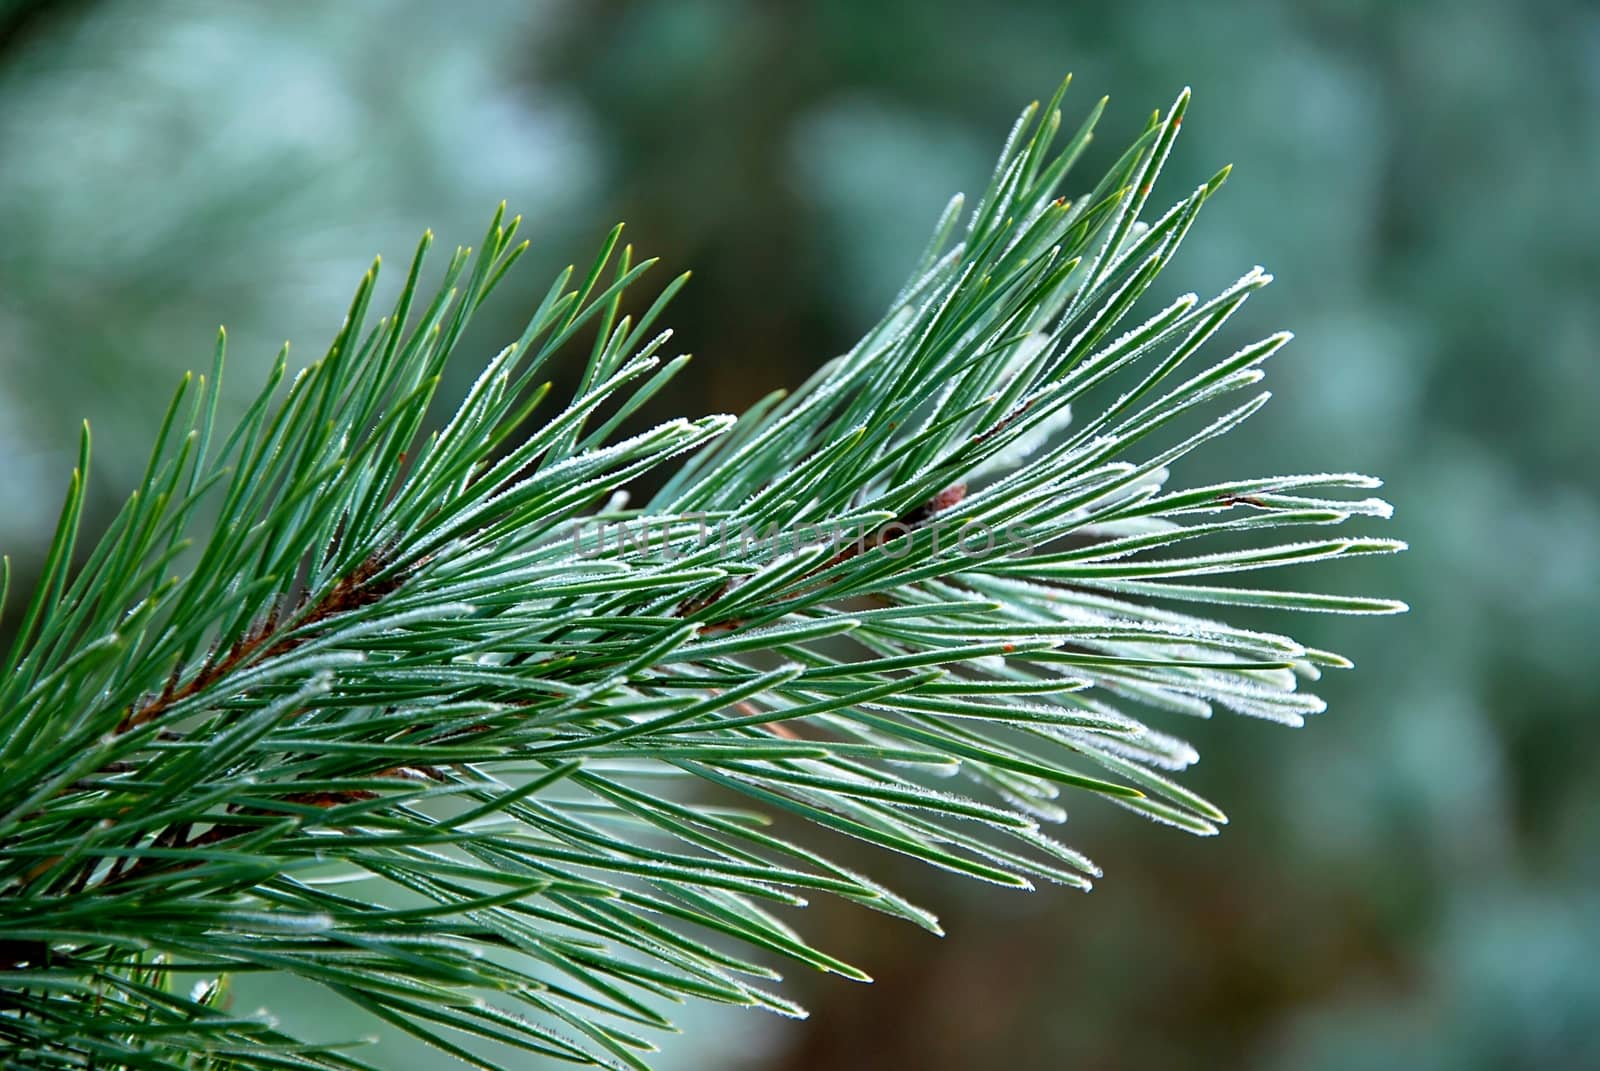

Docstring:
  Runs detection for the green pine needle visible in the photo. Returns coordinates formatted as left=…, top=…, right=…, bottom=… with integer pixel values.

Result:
left=0, top=80, right=1405, bottom=1070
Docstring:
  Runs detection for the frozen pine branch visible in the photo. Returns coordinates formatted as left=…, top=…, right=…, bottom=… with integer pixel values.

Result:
left=0, top=80, right=1405, bottom=1070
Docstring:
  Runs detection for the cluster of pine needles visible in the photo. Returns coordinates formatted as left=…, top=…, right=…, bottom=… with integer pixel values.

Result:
left=0, top=80, right=1404, bottom=1069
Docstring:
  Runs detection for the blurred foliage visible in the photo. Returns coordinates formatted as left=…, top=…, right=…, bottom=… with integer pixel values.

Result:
left=1, top=0, right=1596, bottom=1068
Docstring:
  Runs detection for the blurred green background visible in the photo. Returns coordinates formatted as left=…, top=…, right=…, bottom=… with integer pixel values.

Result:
left=2, top=1, right=1597, bottom=1068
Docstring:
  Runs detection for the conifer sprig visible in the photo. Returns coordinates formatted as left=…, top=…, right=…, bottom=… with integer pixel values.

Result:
left=0, top=80, right=1405, bottom=1069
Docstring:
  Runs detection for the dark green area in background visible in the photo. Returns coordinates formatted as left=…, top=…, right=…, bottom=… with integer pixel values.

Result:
left=1, top=1, right=1595, bottom=1068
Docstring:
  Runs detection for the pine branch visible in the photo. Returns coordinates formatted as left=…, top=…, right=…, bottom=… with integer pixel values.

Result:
left=0, top=80, right=1405, bottom=1070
